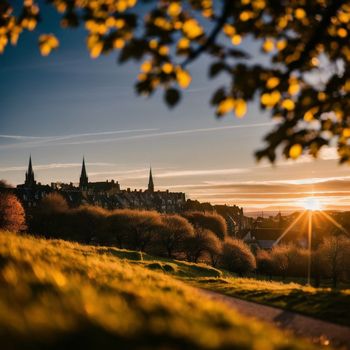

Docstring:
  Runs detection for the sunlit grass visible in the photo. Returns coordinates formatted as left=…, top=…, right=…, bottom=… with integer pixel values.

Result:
left=193, top=276, right=350, bottom=327
left=0, top=230, right=316, bottom=350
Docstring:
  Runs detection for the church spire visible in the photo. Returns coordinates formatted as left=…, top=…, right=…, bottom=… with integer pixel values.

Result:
left=148, top=166, right=154, bottom=192
left=79, top=157, right=89, bottom=190
left=25, top=155, right=36, bottom=187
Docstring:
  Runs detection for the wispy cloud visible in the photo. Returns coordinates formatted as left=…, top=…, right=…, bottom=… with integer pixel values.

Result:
left=57, top=122, right=274, bottom=146
left=0, top=162, right=114, bottom=173
left=0, top=128, right=159, bottom=150
left=88, top=167, right=250, bottom=180
left=167, top=176, right=350, bottom=210
left=0, top=122, right=274, bottom=150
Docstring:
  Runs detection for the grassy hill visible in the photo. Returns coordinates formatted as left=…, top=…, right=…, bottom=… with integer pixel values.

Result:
left=0, top=230, right=315, bottom=350
left=94, top=240, right=350, bottom=327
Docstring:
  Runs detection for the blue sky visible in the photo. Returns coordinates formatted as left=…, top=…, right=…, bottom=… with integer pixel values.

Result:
left=1, top=3, right=349, bottom=212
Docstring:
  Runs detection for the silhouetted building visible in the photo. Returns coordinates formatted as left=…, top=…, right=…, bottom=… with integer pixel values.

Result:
left=79, top=157, right=88, bottom=190
left=148, top=167, right=154, bottom=192
left=25, top=156, right=36, bottom=187
left=11, top=156, right=186, bottom=213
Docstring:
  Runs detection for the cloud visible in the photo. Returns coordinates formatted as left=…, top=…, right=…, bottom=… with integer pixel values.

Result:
left=0, top=162, right=114, bottom=173
left=56, top=122, right=274, bottom=146
left=163, top=176, right=350, bottom=210
left=88, top=167, right=250, bottom=181
left=0, top=122, right=274, bottom=150
left=0, top=128, right=159, bottom=150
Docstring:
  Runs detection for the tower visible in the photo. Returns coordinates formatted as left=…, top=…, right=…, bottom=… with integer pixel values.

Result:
left=79, top=157, right=89, bottom=190
left=25, top=155, right=36, bottom=187
left=148, top=167, right=154, bottom=192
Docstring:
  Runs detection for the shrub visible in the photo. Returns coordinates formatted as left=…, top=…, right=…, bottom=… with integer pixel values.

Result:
left=270, top=245, right=289, bottom=279
left=220, top=238, right=256, bottom=276
left=156, top=214, right=194, bottom=258
left=268, top=244, right=309, bottom=279
left=256, top=249, right=274, bottom=277
left=184, top=228, right=221, bottom=263
left=114, top=210, right=162, bottom=252
left=41, top=193, right=69, bottom=214
left=69, top=205, right=108, bottom=243
left=285, top=245, right=308, bottom=278
left=207, top=234, right=223, bottom=267
left=100, top=212, right=130, bottom=248
left=182, top=211, right=227, bottom=240
left=318, top=235, right=350, bottom=288
left=0, top=193, right=26, bottom=232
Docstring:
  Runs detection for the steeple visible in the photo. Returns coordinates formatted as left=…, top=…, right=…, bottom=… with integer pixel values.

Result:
left=79, top=157, right=89, bottom=190
left=148, top=167, right=154, bottom=192
left=25, top=155, right=36, bottom=187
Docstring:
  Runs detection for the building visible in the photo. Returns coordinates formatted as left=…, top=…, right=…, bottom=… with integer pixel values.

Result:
left=10, top=157, right=186, bottom=213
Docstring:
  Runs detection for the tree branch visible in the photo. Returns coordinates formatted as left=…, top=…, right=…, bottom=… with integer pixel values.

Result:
left=288, top=0, right=343, bottom=73
left=181, top=0, right=231, bottom=68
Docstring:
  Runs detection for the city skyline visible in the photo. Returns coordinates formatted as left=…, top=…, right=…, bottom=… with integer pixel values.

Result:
left=3, top=152, right=350, bottom=213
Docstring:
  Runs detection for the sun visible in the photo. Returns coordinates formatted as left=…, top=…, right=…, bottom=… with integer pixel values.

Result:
left=301, top=197, right=322, bottom=211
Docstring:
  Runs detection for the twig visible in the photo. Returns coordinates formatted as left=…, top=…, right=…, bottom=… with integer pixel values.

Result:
left=181, top=0, right=231, bottom=68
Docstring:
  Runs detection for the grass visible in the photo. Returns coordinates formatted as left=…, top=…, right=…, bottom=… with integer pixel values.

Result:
left=94, top=243, right=350, bottom=327
left=0, top=230, right=317, bottom=350
left=191, top=277, right=350, bottom=327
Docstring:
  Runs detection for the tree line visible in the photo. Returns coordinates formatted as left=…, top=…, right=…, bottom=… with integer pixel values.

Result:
left=1, top=192, right=349, bottom=287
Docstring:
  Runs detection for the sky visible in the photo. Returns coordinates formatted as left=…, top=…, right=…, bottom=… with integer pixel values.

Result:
left=1, top=3, right=350, bottom=213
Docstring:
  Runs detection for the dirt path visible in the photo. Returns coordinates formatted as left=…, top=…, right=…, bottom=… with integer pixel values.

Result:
left=202, top=290, right=350, bottom=349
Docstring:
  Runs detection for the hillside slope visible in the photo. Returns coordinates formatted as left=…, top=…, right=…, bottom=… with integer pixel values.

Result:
left=0, top=231, right=314, bottom=350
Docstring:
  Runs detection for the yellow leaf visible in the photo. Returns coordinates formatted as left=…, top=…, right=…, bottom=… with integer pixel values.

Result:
left=162, top=62, right=173, bottom=74
left=276, top=39, right=287, bottom=51
left=149, top=39, right=158, bottom=49
left=39, top=34, right=59, bottom=56
left=90, top=42, right=103, bottom=58
left=217, top=98, right=235, bottom=115
left=338, top=11, right=350, bottom=24
left=231, top=34, right=242, bottom=45
left=140, top=61, right=152, bottom=73
left=344, top=80, right=350, bottom=92
left=159, top=45, right=169, bottom=56
left=295, top=8, right=306, bottom=19
left=176, top=68, right=191, bottom=88
left=288, top=83, right=300, bottom=95
left=266, top=77, right=280, bottom=89
left=40, top=43, right=51, bottom=56
left=318, top=92, right=326, bottom=101
left=261, top=90, right=281, bottom=107
left=303, top=110, right=314, bottom=122
left=223, top=24, right=235, bottom=36
left=177, top=37, right=190, bottom=50
left=270, top=91, right=281, bottom=104
left=183, top=19, right=203, bottom=39
left=113, top=38, right=125, bottom=49
left=289, top=144, right=302, bottom=159
left=167, top=2, right=182, bottom=17
left=235, top=99, right=247, bottom=118
left=343, top=128, right=350, bottom=137
left=262, top=38, right=274, bottom=52
left=138, top=73, right=147, bottom=81
left=240, top=11, right=253, bottom=21
left=337, top=28, right=347, bottom=38
left=281, top=99, right=295, bottom=110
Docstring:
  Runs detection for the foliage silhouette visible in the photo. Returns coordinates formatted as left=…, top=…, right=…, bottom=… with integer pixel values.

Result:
left=1, top=0, right=349, bottom=162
